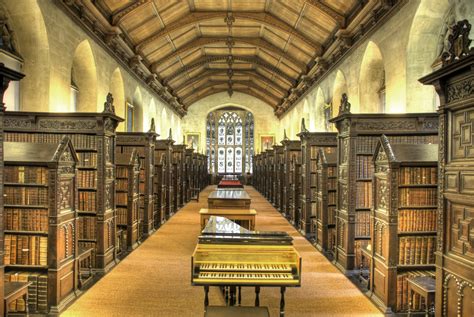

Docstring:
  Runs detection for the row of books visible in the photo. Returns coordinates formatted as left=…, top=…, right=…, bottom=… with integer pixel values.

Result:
left=5, top=271, right=48, bottom=313
left=78, top=170, right=97, bottom=188
left=77, top=152, right=97, bottom=167
left=309, top=146, right=319, bottom=159
left=116, top=192, right=129, bottom=206
left=4, top=187, right=48, bottom=206
left=4, top=234, right=48, bottom=265
left=357, top=155, right=374, bottom=179
left=4, top=208, right=48, bottom=232
left=356, top=182, right=372, bottom=208
left=398, top=236, right=435, bottom=265
left=116, top=167, right=130, bottom=178
left=355, top=240, right=370, bottom=268
left=399, top=188, right=437, bottom=206
left=310, top=174, right=319, bottom=187
left=328, top=191, right=336, bottom=205
left=355, top=211, right=371, bottom=237
left=116, top=207, right=129, bottom=226
left=5, top=132, right=98, bottom=149
left=327, top=178, right=337, bottom=189
left=398, top=209, right=437, bottom=232
left=355, top=135, right=438, bottom=153
left=396, top=271, right=435, bottom=311
left=78, top=192, right=96, bottom=212
left=4, top=166, right=48, bottom=184
left=116, top=179, right=129, bottom=191
left=327, top=166, right=336, bottom=177
left=78, top=216, right=97, bottom=240
left=399, top=167, right=437, bottom=185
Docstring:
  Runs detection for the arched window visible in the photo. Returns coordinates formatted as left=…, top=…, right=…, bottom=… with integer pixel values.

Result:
left=206, top=108, right=254, bottom=175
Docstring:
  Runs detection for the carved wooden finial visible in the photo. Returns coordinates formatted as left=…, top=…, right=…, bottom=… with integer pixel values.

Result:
left=442, top=19, right=473, bottom=65
left=168, top=128, right=172, bottom=140
left=148, top=118, right=156, bottom=133
left=103, top=93, right=116, bottom=114
left=283, top=129, right=289, bottom=140
left=301, top=118, right=309, bottom=133
left=338, top=93, right=351, bottom=115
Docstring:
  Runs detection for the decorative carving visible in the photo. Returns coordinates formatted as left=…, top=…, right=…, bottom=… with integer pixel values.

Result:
left=103, top=93, right=116, bottom=114
left=300, top=118, right=308, bottom=133
left=0, top=10, right=20, bottom=56
left=338, top=93, right=351, bottom=115
left=38, top=119, right=97, bottom=130
left=438, top=113, right=445, bottom=252
left=447, top=78, right=474, bottom=104
left=377, top=180, right=388, bottom=210
left=341, top=138, right=349, bottom=164
left=3, top=117, right=32, bottom=128
left=105, top=184, right=112, bottom=211
left=442, top=20, right=473, bottom=65
left=149, top=117, right=156, bottom=133
left=104, top=137, right=111, bottom=163
left=340, top=184, right=348, bottom=210
left=59, top=165, right=75, bottom=175
left=58, top=180, right=72, bottom=210
left=451, top=109, right=474, bottom=160
left=357, top=120, right=416, bottom=131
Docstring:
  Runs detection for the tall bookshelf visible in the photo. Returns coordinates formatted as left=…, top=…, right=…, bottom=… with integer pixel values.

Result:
left=116, top=123, right=157, bottom=238
left=297, top=119, right=337, bottom=237
left=419, top=21, right=474, bottom=317
left=184, top=148, right=195, bottom=202
left=153, top=152, right=166, bottom=228
left=369, top=137, right=438, bottom=313
left=115, top=149, right=140, bottom=255
left=272, top=145, right=284, bottom=210
left=260, top=151, right=268, bottom=197
left=281, top=135, right=301, bottom=220
left=4, top=95, right=124, bottom=272
left=313, top=148, right=337, bottom=255
left=0, top=64, right=24, bottom=317
left=4, top=138, right=79, bottom=314
left=289, top=149, right=302, bottom=226
left=329, top=111, right=439, bottom=274
left=172, top=144, right=186, bottom=211
left=155, top=135, right=174, bottom=222
left=265, top=149, right=274, bottom=201
left=253, top=154, right=261, bottom=191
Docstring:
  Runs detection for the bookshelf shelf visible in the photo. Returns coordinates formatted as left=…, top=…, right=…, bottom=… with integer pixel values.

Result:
left=366, top=136, right=438, bottom=314
left=329, top=112, right=439, bottom=274
left=3, top=138, right=80, bottom=314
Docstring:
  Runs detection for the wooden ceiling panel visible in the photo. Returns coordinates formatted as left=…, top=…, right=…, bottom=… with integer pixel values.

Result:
left=141, top=37, right=172, bottom=56
left=322, top=0, right=357, bottom=13
left=152, top=0, right=184, bottom=13
left=287, top=38, right=315, bottom=58
left=158, top=2, right=191, bottom=26
left=199, top=26, right=232, bottom=37
left=268, top=1, right=302, bottom=28
left=230, top=0, right=266, bottom=11
left=128, top=18, right=163, bottom=43
left=304, top=7, right=338, bottom=32
left=188, top=65, right=207, bottom=78
left=100, top=0, right=134, bottom=13
left=261, top=28, right=289, bottom=49
left=231, top=26, right=262, bottom=38
left=298, top=17, right=333, bottom=44
left=277, top=61, right=300, bottom=79
left=194, top=0, right=229, bottom=11
left=120, top=3, right=157, bottom=31
left=203, top=47, right=229, bottom=55
left=170, top=26, right=199, bottom=49
left=257, top=50, right=280, bottom=67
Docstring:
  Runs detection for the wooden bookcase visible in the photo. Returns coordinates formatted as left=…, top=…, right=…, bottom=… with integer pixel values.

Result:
left=297, top=122, right=337, bottom=237
left=172, top=144, right=186, bottom=211
left=272, top=145, right=284, bottom=210
left=289, top=149, right=302, bottom=226
left=312, top=148, right=337, bottom=255
left=116, top=125, right=157, bottom=239
left=253, top=154, right=261, bottom=191
left=184, top=148, right=195, bottom=202
left=3, top=137, right=79, bottom=314
left=281, top=137, right=301, bottom=221
left=155, top=136, right=174, bottom=222
left=368, top=137, right=438, bottom=313
left=4, top=98, right=123, bottom=272
left=115, top=149, right=140, bottom=255
left=0, top=64, right=24, bottom=317
left=329, top=112, right=439, bottom=274
left=264, top=149, right=274, bottom=201
left=153, top=151, right=166, bottom=228
left=419, top=22, right=474, bottom=317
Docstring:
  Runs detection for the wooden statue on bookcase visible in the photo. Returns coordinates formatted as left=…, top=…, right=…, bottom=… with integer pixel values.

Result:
left=115, top=149, right=140, bottom=255
left=154, top=129, right=174, bottom=222
left=281, top=130, right=302, bottom=220
left=368, top=135, right=438, bottom=314
left=3, top=94, right=124, bottom=273
left=329, top=95, right=439, bottom=274
left=297, top=118, right=337, bottom=237
left=419, top=19, right=474, bottom=317
left=116, top=118, right=158, bottom=239
left=4, top=136, right=79, bottom=314
left=0, top=63, right=24, bottom=317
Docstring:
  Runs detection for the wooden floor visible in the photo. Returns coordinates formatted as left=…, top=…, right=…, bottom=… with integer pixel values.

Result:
left=63, top=186, right=382, bottom=316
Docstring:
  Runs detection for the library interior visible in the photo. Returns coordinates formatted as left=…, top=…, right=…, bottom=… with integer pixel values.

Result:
left=0, top=0, right=473, bottom=316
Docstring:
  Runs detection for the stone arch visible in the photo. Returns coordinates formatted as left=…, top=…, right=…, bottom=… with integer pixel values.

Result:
left=0, top=0, right=50, bottom=111
left=109, top=68, right=125, bottom=130
left=314, top=87, right=327, bottom=131
left=406, top=0, right=452, bottom=112
left=359, top=41, right=385, bottom=113
left=132, top=87, right=143, bottom=132
left=71, top=40, right=98, bottom=112
left=332, top=70, right=348, bottom=117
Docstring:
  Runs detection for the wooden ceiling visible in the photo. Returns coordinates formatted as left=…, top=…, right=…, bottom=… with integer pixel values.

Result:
left=62, top=0, right=401, bottom=116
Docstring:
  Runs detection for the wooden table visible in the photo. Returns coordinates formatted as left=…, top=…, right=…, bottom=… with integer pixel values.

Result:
left=205, top=306, right=269, bottom=317
left=4, top=281, right=30, bottom=316
left=208, top=190, right=251, bottom=209
left=407, top=276, right=435, bottom=316
left=199, top=208, right=257, bottom=230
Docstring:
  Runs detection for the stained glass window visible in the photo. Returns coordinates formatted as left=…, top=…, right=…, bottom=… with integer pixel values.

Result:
left=206, top=109, right=254, bottom=175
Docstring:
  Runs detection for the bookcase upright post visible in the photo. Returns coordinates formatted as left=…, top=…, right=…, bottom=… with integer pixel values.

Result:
left=272, top=145, right=284, bottom=210
left=4, top=96, right=124, bottom=273
left=116, top=125, right=158, bottom=239
left=155, top=137, right=174, bottom=222
left=281, top=138, right=301, bottom=223
left=329, top=111, right=439, bottom=274
left=184, top=148, right=195, bottom=202
left=172, top=144, right=186, bottom=211
left=419, top=21, right=474, bottom=317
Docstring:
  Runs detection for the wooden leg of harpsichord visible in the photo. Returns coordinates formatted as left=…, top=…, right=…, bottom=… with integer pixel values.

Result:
left=255, top=286, right=261, bottom=306
left=204, top=285, right=209, bottom=311
left=238, top=286, right=242, bottom=306
left=280, top=287, right=286, bottom=317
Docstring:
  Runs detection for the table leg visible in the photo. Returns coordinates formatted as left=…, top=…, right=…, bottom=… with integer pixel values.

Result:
left=280, top=287, right=286, bottom=317
left=238, top=286, right=242, bottom=306
left=255, top=286, right=260, bottom=307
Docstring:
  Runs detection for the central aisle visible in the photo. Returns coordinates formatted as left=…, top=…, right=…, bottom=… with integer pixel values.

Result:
left=63, top=186, right=382, bottom=317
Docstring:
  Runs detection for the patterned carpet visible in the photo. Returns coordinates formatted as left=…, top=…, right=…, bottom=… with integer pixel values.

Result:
left=63, top=186, right=382, bottom=317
